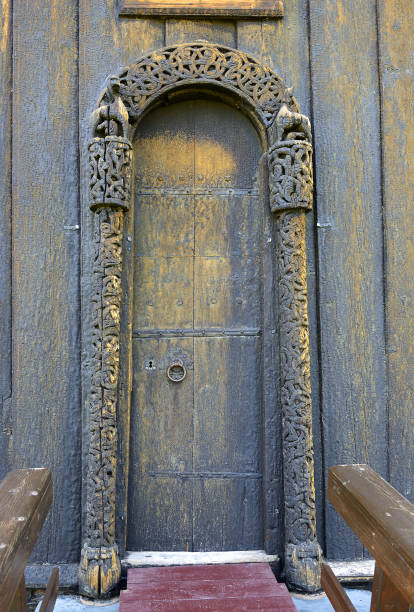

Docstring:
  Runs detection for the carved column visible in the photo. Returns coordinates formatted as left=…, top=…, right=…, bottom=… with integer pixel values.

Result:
left=79, top=79, right=132, bottom=599
left=268, top=105, right=322, bottom=592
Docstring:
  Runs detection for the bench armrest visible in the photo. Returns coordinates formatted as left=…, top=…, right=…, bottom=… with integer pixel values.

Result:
left=0, top=469, right=53, bottom=611
left=329, top=464, right=414, bottom=605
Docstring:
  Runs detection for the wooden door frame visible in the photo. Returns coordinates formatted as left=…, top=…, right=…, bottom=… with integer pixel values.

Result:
left=79, top=42, right=321, bottom=599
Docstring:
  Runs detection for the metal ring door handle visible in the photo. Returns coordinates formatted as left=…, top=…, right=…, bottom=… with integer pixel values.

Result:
left=167, top=359, right=186, bottom=382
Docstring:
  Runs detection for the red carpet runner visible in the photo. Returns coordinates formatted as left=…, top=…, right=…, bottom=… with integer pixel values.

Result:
left=120, top=562, right=296, bottom=610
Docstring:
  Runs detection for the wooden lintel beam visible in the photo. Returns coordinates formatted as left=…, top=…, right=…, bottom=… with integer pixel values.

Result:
left=119, top=0, right=284, bottom=18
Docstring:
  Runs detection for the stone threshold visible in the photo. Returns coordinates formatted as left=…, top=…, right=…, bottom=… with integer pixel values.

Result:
left=122, top=550, right=279, bottom=567
left=328, top=560, right=375, bottom=581
left=24, top=557, right=375, bottom=589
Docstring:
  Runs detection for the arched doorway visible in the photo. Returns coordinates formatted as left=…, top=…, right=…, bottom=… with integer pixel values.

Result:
left=128, top=98, right=265, bottom=551
left=80, top=43, right=320, bottom=598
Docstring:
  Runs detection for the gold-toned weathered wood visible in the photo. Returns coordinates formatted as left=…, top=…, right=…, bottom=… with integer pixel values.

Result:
left=128, top=334, right=194, bottom=550
left=11, top=0, right=80, bottom=564
left=83, top=39, right=319, bottom=594
left=377, top=0, right=414, bottom=513
left=309, top=0, right=388, bottom=561
left=79, top=81, right=133, bottom=599
left=321, top=563, right=356, bottom=612
left=96, top=43, right=298, bottom=127
left=0, top=469, right=52, bottom=612
left=129, top=98, right=264, bottom=551
left=267, top=106, right=321, bottom=592
left=328, top=465, right=414, bottom=606
left=119, top=0, right=284, bottom=18
left=165, top=18, right=236, bottom=47
left=236, top=0, right=324, bottom=560
left=79, top=0, right=165, bottom=569
left=0, top=0, right=12, bottom=477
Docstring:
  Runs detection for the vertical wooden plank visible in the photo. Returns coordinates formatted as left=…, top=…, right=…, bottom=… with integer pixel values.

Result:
left=11, top=0, right=81, bottom=562
left=237, top=6, right=324, bottom=551
left=237, top=7, right=310, bottom=109
left=0, top=0, right=12, bottom=480
left=129, top=100, right=196, bottom=551
left=193, top=477, right=263, bottom=551
left=193, top=337, right=262, bottom=474
left=128, top=338, right=194, bottom=551
left=259, top=156, right=282, bottom=557
left=165, top=19, right=236, bottom=47
left=79, top=0, right=165, bottom=553
left=309, top=0, right=387, bottom=558
left=192, top=98, right=263, bottom=551
left=193, top=337, right=263, bottom=550
left=377, top=1, right=414, bottom=503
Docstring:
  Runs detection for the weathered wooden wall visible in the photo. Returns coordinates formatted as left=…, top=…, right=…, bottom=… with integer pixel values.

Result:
left=0, top=0, right=413, bottom=566
left=2, top=0, right=82, bottom=563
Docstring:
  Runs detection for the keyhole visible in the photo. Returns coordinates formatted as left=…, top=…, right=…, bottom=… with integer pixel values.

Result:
left=145, top=359, right=157, bottom=371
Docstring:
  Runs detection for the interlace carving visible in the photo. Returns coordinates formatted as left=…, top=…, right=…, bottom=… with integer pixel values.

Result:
left=268, top=105, right=313, bottom=213
left=79, top=209, right=124, bottom=598
left=89, top=136, right=132, bottom=211
left=97, top=43, right=299, bottom=126
left=82, top=43, right=321, bottom=597
left=80, top=79, right=131, bottom=599
left=89, top=78, right=132, bottom=212
left=276, top=211, right=321, bottom=590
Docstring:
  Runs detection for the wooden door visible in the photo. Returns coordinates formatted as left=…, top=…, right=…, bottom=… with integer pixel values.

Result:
left=127, top=98, right=265, bottom=552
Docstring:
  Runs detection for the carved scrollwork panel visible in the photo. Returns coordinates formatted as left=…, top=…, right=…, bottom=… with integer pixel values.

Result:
left=97, top=43, right=299, bottom=127
left=80, top=81, right=132, bottom=600
left=276, top=211, right=321, bottom=590
left=268, top=141, right=313, bottom=213
left=268, top=104, right=314, bottom=213
left=89, top=136, right=132, bottom=211
left=80, top=209, right=124, bottom=598
left=269, top=104, right=321, bottom=591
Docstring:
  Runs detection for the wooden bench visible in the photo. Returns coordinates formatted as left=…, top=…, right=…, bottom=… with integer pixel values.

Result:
left=322, top=464, right=414, bottom=611
left=0, top=469, right=59, bottom=612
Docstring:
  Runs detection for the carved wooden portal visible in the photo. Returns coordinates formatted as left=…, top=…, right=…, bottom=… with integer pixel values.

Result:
left=79, top=43, right=322, bottom=599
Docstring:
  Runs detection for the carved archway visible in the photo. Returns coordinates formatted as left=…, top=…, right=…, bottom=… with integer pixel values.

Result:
left=79, top=43, right=322, bottom=599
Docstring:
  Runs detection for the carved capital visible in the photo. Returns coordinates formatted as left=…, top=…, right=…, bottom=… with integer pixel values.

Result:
left=79, top=544, right=121, bottom=599
left=268, top=104, right=313, bottom=214
left=89, top=136, right=132, bottom=212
